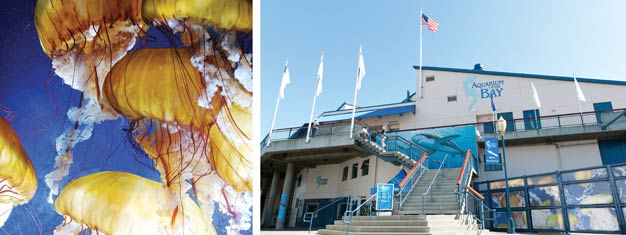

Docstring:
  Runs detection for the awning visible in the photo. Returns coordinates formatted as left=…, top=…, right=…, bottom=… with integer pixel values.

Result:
left=317, top=105, right=415, bottom=122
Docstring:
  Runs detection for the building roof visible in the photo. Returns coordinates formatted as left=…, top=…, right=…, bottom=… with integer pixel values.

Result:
left=413, top=65, right=626, bottom=86
left=318, top=102, right=415, bottom=122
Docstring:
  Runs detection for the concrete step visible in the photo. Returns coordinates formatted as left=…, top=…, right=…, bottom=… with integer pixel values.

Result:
left=348, top=215, right=423, bottom=221
left=326, top=225, right=429, bottom=233
left=397, top=209, right=459, bottom=215
left=401, top=201, right=459, bottom=208
left=334, top=220, right=428, bottom=226
left=317, top=230, right=431, bottom=235
left=400, top=205, right=460, bottom=211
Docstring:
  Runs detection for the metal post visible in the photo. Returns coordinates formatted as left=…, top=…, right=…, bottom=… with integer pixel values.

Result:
left=263, top=171, right=280, bottom=227
left=276, top=163, right=295, bottom=229
left=501, top=134, right=516, bottom=233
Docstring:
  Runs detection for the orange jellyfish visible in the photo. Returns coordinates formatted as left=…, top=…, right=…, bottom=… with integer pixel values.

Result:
left=54, top=171, right=215, bottom=235
left=34, top=0, right=146, bottom=102
left=35, top=0, right=148, bottom=201
left=0, top=116, right=38, bottom=227
left=103, top=47, right=252, bottom=232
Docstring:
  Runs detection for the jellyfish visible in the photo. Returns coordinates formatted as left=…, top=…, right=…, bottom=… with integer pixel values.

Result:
left=34, top=0, right=146, bottom=101
left=53, top=171, right=215, bottom=235
left=35, top=0, right=253, bottom=233
left=35, top=0, right=147, bottom=202
left=103, top=48, right=252, bottom=233
left=0, top=116, right=38, bottom=227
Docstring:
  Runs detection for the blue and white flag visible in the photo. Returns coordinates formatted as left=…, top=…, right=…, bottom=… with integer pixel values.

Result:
left=490, top=94, right=497, bottom=112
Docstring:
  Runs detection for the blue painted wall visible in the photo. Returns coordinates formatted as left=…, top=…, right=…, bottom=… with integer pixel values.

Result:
left=599, top=138, right=626, bottom=165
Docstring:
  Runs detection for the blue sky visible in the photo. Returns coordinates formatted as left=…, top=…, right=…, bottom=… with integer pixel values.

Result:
left=261, top=0, right=626, bottom=135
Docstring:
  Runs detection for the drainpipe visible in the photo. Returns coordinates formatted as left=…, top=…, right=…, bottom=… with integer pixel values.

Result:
left=554, top=144, right=563, bottom=171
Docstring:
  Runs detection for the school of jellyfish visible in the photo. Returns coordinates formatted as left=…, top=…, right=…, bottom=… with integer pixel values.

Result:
left=0, top=116, right=38, bottom=228
left=0, top=0, right=254, bottom=234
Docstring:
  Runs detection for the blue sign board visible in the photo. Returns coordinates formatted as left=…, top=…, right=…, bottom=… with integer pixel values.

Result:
left=484, top=137, right=500, bottom=164
left=376, top=183, right=394, bottom=211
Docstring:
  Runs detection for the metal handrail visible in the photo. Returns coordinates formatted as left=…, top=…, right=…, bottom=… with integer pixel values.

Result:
left=456, top=150, right=476, bottom=214
left=421, top=155, right=448, bottom=217
left=385, top=135, right=427, bottom=161
left=342, top=194, right=377, bottom=235
left=303, top=195, right=350, bottom=234
left=262, top=108, right=626, bottom=147
left=602, top=109, right=626, bottom=130
left=397, top=153, right=429, bottom=210
left=458, top=187, right=494, bottom=231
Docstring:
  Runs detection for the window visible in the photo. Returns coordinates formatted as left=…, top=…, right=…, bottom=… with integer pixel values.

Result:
left=305, top=202, right=319, bottom=219
left=351, top=163, right=358, bottom=179
left=296, top=175, right=302, bottom=187
left=336, top=203, right=347, bottom=219
left=388, top=123, right=400, bottom=132
left=342, top=167, right=348, bottom=181
left=361, top=159, right=370, bottom=176
left=447, top=95, right=457, bottom=102
left=426, top=76, right=435, bottom=82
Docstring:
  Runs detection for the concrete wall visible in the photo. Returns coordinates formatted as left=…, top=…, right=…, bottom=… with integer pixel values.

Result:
left=287, top=155, right=404, bottom=227
left=476, top=140, right=602, bottom=182
left=410, top=69, right=626, bottom=129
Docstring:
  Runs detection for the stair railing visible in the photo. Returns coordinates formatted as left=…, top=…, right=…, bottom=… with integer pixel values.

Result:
left=303, top=195, right=351, bottom=234
left=384, top=135, right=427, bottom=161
left=458, top=186, right=494, bottom=231
left=456, top=150, right=476, bottom=213
left=341, top=194, right=377, bottom=235
left=421, top=154, right=448, bottom=218
left=396, top=152, right=429, bottom=210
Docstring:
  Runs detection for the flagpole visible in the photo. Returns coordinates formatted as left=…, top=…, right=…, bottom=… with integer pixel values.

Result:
left=350, top=46, right=363, bottom=139
left=306, top=52, right=323, bottom=143
left=306, top=91, right=318, bottom=143
left=419, top=8, right=423, bottom=99
left=349, top=76, right=360, bottom=139
left=267, top=89, right=282, bottom=146
left=574, top=73, right=585, bottom=126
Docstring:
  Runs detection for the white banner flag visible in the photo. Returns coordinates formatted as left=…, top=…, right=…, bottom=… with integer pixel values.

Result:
left=316, top=53, right=324, bottom=96
left=530, top=81, right=542, bottom=108
left=279, top=60, right=290, bottom=99
left=356, top=46, right=366, bottom=90
left=574, top=76, right=586, bottom=102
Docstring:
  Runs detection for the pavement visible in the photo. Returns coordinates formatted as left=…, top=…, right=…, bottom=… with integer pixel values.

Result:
left=259, top=230, right=609, bottom=235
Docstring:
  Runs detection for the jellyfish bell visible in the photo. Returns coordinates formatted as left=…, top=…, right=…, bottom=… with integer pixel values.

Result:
left=54, top=171, right=215, bottom=235
left=103, top=48, right=223, bottom=130
left=34, top=0, right=147, bottom=103
left=0, top=116, right=38, bottom=227
left=141, top=0, right=252, bottom=32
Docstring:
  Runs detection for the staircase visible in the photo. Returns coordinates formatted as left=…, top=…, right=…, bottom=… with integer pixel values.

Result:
left=398, top=168, right=461, bottom=215
left=355, top=135, right=417, bottom=167
left=317, top=215, right=430, bottom=235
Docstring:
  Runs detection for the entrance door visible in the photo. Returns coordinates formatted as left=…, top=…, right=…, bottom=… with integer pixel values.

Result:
left=523, top=109, right=541, bottom=130
left=593, top=102, right=613, bottom=123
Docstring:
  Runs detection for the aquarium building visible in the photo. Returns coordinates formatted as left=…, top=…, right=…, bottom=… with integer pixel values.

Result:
left=260, top=64, right=626, bottom=234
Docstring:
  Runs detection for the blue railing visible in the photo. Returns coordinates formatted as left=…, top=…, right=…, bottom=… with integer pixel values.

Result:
left=342, top=194, right=377, bottom=235
left=456, top=150, right=478, bottom=211
left=474, top=163, right=626, bottom=234
left=477, top=109, right=626, bottom=135
left=458, top=187, right=494, bottom=231
left=421, top=155, right=449, bottom=217
left=303, top=195, right=351, bottom=234
left=396, top=152, right=429, bottom=210
left=384, top=135, right=427, bottom=161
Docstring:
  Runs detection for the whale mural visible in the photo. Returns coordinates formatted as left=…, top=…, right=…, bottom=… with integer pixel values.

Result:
left=388, top=125, right=478, bottom=168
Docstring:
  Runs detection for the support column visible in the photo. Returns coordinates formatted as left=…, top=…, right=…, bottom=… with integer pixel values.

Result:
left=275, top=162, right=295, bottom=229
left=262, top=170, right=280, bottom=227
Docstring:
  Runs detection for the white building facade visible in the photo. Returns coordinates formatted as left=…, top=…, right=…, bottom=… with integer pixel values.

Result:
left=261, top=64, right=626, bottom=232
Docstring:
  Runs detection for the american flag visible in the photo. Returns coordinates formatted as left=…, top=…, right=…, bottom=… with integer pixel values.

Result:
left=421, top=14, right=439, bottom=32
